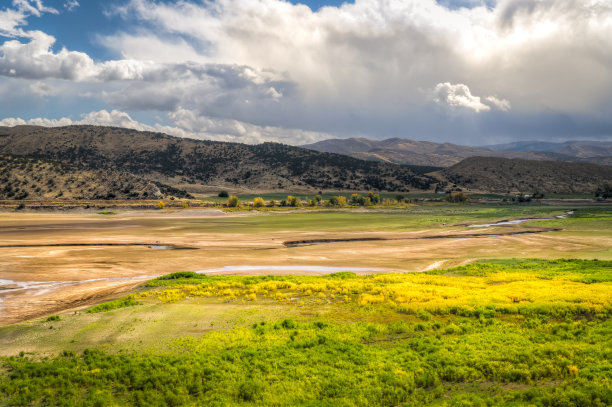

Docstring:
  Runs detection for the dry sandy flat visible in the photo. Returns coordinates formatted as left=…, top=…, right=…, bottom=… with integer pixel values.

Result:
left=1, top=209, right=610, bottom=325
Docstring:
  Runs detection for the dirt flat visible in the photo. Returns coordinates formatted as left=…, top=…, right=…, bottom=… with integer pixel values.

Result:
left=1, top=209, right=610, bottom=325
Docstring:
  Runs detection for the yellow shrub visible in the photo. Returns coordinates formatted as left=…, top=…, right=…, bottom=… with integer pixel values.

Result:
left=253, top=197, right=265, bottom=208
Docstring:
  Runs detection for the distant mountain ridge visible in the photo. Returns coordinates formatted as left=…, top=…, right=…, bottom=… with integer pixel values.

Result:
left=302, top=137, right=612, bottom=167
left=0, top=125, right=436, bottom=193
left=484, top=140, right=612, bottom=158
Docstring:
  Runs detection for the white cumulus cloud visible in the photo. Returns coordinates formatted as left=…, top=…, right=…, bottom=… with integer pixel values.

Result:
left=433, top=82, right=491, bottom=113
left=0, top=109, right=334, bottom=145
left=432, top=82, right=511, bottom=113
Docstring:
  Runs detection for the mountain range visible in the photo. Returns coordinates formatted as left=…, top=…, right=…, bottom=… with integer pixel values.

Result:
left=1, top=126, right=610, bottom=198
left=302, top=138, right=612, bottom=167
left=485, top=141, right=612, bottom=157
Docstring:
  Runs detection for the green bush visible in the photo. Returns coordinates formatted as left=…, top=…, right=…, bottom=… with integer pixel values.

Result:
left=237, top=379, right=264, bottom=401
left=86, top=297, right=141, bottom=313
left=156, top=271, right=202, bottom=280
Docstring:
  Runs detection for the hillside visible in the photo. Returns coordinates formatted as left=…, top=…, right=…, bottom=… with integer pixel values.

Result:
left=0, top=126, right=435, bottom=192
left=0, top=154, right=192, bottom=200
left=441, top=157, right=612, bottom=194
left=301, top=137, right=584, bottom=167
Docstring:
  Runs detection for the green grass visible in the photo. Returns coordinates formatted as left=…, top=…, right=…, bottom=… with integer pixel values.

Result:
left=86, top=296, right=141, bottom=314
left=155, top=204, right=579, bottom=234
left=432, top=258, right=612, bottom=283
left=2, top=318, right=609, bottom=406
left=1, top=259, right=610, bottom=406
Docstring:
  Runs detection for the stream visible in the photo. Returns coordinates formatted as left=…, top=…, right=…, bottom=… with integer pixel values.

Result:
left=467, top=211, right=574, bottom=228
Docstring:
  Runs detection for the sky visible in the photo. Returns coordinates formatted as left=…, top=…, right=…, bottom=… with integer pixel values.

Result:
left=0, top=0, right=611, bottom=146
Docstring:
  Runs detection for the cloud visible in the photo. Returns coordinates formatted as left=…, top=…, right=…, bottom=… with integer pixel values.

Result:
left=1, top=0, right=57, bottom=37
left=0, top=115, right=71, bottom=126
left=485, top=96, right=511, bottom=112
left=79, top=109, right=153, bottom=130
left=432, top=82, right=491, bottom=112
left=12, top=0, right=57, bottom=18
left=432, top=82, right=511, bottom=113
left=105, top=0, right=611, bottom=114
left=64, top=1, right=79, bottom=12
left=165, top=108, right=331, bottom=144
left=0, top=8, right=27, bottom=37
left=29, top=80, right=55, bottom=96
left=2, top=0, right=612, bottom=144
left=0, top=109, right=334, bottom=145
left=0, top=31, right=95, bottom=80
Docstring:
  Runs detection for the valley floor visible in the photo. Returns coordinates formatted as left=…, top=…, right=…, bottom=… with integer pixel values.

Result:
left=0, top=204, right=610, bottom=405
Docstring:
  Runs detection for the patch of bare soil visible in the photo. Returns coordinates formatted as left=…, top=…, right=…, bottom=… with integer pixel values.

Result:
left=0, top=279, right=147, bottom=326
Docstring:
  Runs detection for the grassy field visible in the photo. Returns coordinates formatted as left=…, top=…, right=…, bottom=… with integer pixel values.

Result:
left=0, top=259, right=610, bottom=406
left=152, top=204, right=582, bottom=233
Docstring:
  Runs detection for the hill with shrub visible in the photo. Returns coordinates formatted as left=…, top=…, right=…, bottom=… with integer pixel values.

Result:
left=0, top=154, right=191, bottom=200
left=0, top=125, right=436, bottom=193
left=440, top=156, right=612, bottom=194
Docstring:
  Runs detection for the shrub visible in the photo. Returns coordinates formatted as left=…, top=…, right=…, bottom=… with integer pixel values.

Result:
left=237, top=379, right=263, bottom=401
left=368, top=192, right=381, bottom=204
left=218, top=191, right=229, bottom=198
left=156, top=271, right=202, bottom=280
left=45, top=315, right=61, bottom=322
left=350, top=194, right=366, bottom=206
left=287, top=195, right=301, bottom=207
left=86, top=297, right=141, bottom=314
left=156, top=201, right=165, bottom=209
left=253, top=197, right=265, bottom=208
left=227, top=195, right=240, bottom=207
left=446, top=192, right=467, bottom=203
left=595, top=183, right=611, bottom=199
left=327, top=196, right=347, bottom=207
left=281, top=319, right=296, bottom=329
